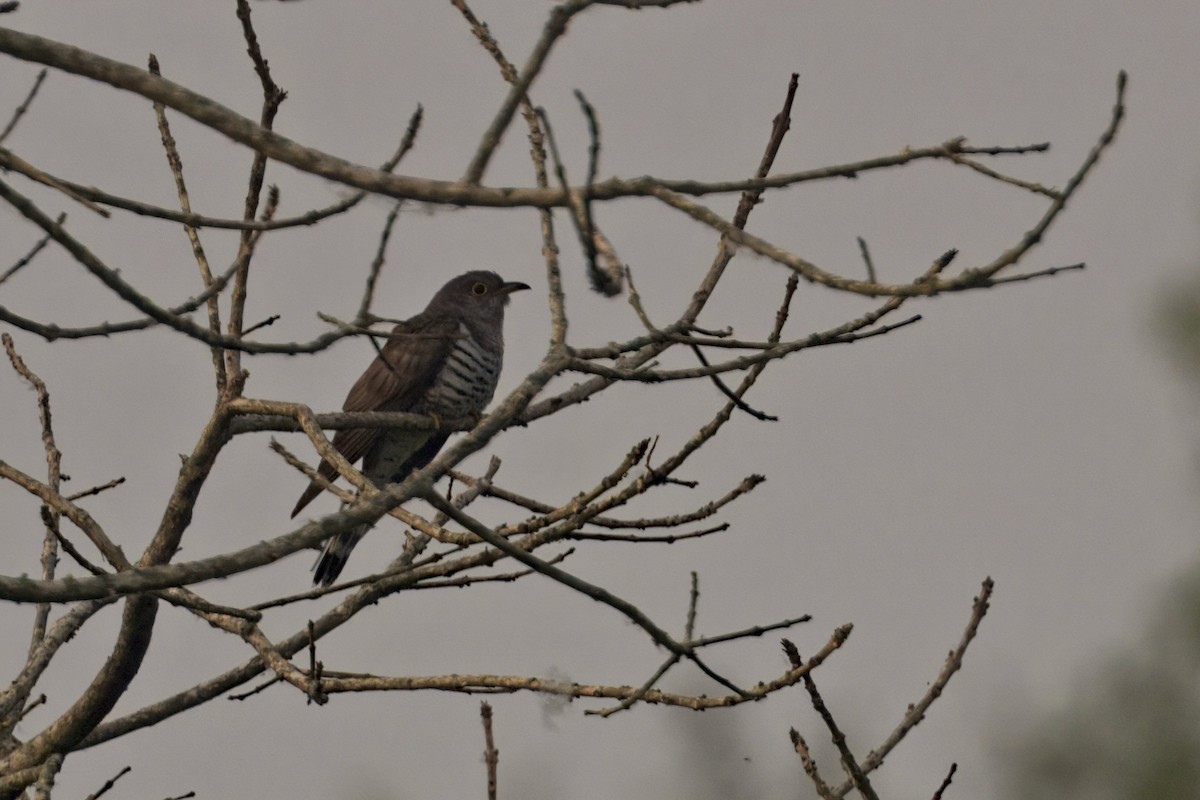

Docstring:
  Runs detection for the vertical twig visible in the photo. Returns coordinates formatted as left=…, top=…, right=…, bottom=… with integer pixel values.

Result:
left=930, top=762, right=957, bottom=800
left=2, top=334, right=62, bottom=650
left=782, top=638, right=879, bottom=800
left=684, top=571, right=699, bottom=641
left=573, top=90, right=621, bottom=295
left=451, top=0, right=569, bottom=347
left=461, top=0, right=595, bottom=184
left=356, top=202, right=403, bottom=324
left=857, top=236, right=877, bottom=283
left=31, top=752, right=63, bottom=800
left=225, top=0, right=287, bottom=391
left=480, top=702, right=498, bottom=800
left=790, top=728, right=835, bottom=800
left=148, top=53, right=227, bottom=394
left=306, top=620, right=324, bottom=706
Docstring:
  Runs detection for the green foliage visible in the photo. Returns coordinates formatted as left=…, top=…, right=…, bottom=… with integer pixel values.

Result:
left=1156, top=274, right=1200, bottom=382
left=1001, top=534, right=1200, bottom=798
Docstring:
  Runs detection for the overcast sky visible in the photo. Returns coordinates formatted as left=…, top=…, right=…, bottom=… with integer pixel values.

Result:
left=2, top=2, right=1199, bottom=798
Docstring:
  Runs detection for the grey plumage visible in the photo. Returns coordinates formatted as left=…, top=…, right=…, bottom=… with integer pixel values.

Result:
left=292, top=271, right=530, bottom=586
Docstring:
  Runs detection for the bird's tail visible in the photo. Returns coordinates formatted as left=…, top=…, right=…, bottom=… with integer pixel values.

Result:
left=312, top=524, right=369, bottom=587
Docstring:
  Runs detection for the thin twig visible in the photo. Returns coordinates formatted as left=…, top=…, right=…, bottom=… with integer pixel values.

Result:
left=422, top=487, right=749, bottom=698
left=306, top=620, right=325, bottom=705
left=689, top=343, right=778, bottom=421
left=3, top=333, right=63, bottom=652
left=0, top=108, right=421, bottom=231
left=455, top=472, right=764, bottom=532
left=50, top=524, right=105, bottom=576
left=149, top=52, right=227, bottom=391
left=241, top=314, right=280, bottom=336
left=0, top=146, right=110, bottom=215
left=790, top=728, right=835, bottom=800
left=574, top=90, right=620, bottom=295
left=947, top=153, right=1060, bottom=198
left=415, top=549, right=573, bottom=589
left=225, top=0, right=288, bottom=386
left=0, top=67, right=45, bottom=143
left=563, top=522, right=729, bottom=543
left=684, top=571, right=700, bottom=641
left=226, top=676, right=282, bottom=702
left=461, top=0, right=593, bottom=183
left=82, top=765, right=132, bottom=800
left=931, top=762, right=957, bottom=800
left=982, top=262, right=1085, bottom=285
left=0, top=176, right=369, bottom=353
left=480, top=702, right=498, bottom=800
left=0, top=214, right=61, bottom=286
left=315, top=624, right=850, bottom=710
left=356, top=202, right=403, bottom=322
left=64, top=476, right=125, bottom=502
left=784, top=639, right=880, bottom=800
left=857, top=236, right=876, bottom=283
left=591, top=571, right=702, bottom=718
left=829, top=579, right=994, bottom=798
left=17, top=694, right=46, bottom=723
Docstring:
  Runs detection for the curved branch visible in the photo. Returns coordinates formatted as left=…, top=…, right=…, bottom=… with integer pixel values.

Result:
left=0, top=28, right=1089, bottom=213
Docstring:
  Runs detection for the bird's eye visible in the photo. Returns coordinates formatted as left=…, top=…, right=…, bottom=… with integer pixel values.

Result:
left=471, top=282, right=488, bottom=296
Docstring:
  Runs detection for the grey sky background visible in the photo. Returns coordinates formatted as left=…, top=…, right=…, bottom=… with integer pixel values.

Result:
left=1, top=2, right=1198, bottom=798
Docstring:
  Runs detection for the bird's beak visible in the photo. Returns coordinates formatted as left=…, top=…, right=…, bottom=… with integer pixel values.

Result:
left=500, top=281, right=532, bottom=295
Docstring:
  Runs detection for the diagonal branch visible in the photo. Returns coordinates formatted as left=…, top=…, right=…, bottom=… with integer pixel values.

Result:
left=829, top=578, right=995, bottom=797
left=420, top=486, right=749, bottom=697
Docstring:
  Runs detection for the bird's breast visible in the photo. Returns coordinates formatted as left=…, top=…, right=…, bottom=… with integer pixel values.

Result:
left=421, top=326, right=503, bottom=416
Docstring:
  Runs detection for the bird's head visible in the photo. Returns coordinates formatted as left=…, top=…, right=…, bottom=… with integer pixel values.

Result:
left=428, top=271, right=531, bottom=323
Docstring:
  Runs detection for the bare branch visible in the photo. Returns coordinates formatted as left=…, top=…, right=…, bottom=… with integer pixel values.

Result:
left=800, top=652, right=881, bottom=800
left=0, top=65, right=45, bottom=144
left=480, top=702, right=498, bottom=800
left=0, top=176, right=362, bottom=353
left=0, top=28, right=1109, bottom=221
left=461, top=0, right=593, bottom=184
left=829, top=578, right=995, bottom=796
left=63, top=477, right=125, bottom=502
left=356, top=202, right=402, bottom=322
left=317, top=623, right=850, bottom=710
left=791, top=728, right=836, bottom=800
left=82, top=765, right=131, bottom=800
left=224, top=0, right=287, bottom=387
left=32, top=752, right=62, bottom=800
left=0, top=146, right=110, bottom=215
left=0, top=212, right=59, bottom=286
left=0, top=108, right=422, bottom=231
left=148, top=53, right=226, bottom=391
left=931, top=763, right=958, bottom=800
left=857, top=236, right=877, bottom=282
left=0, top=2, right=1120, bottom=793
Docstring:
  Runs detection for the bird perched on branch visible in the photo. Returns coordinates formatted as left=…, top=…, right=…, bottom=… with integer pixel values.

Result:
left=291, top=271, right=531, bottom=586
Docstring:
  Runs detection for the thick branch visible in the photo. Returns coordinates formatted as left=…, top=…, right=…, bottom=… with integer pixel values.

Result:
left=0, top=28, right=1093, bottom=216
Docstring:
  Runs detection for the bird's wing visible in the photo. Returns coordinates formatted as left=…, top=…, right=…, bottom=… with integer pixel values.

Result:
left=290, top=315, right=460, bottom=517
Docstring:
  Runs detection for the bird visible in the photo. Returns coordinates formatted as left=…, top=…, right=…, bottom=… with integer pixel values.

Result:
left=291, top=270, right=531, bottom=586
